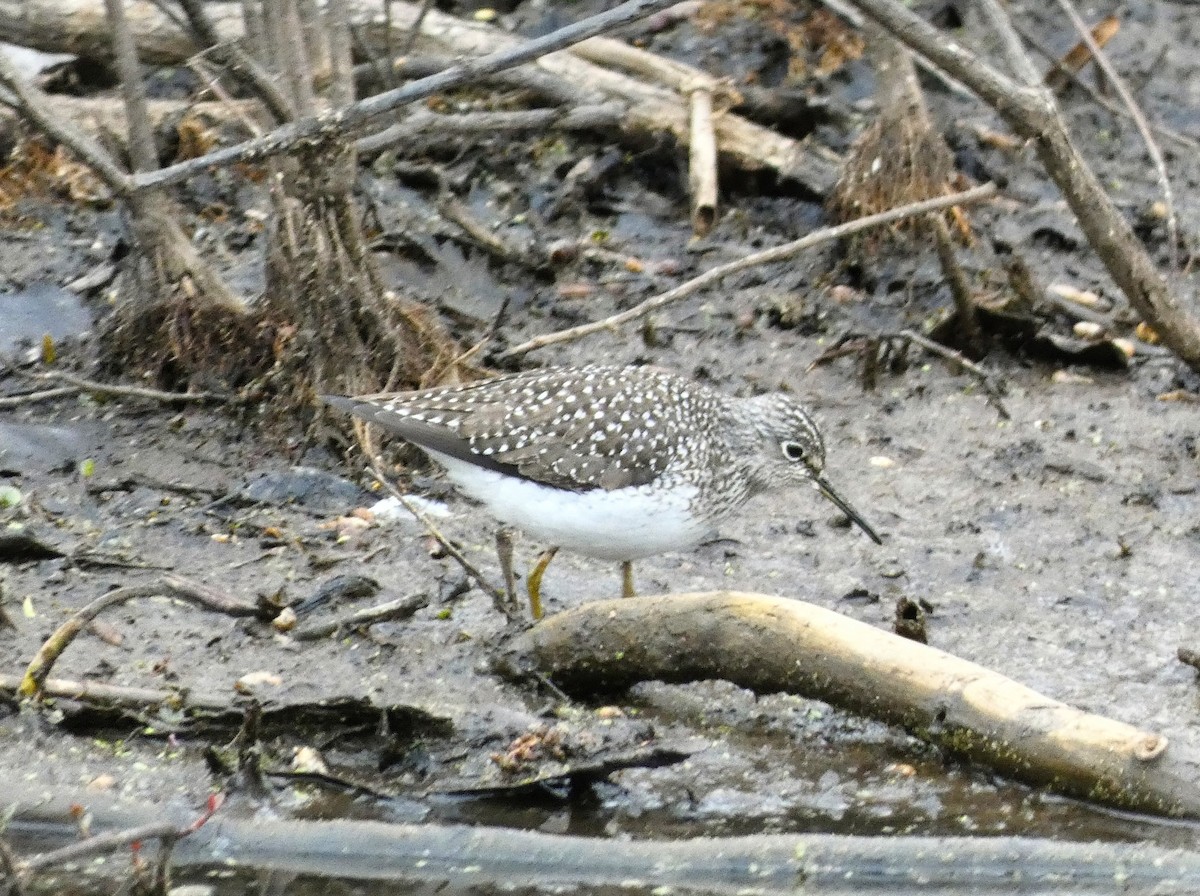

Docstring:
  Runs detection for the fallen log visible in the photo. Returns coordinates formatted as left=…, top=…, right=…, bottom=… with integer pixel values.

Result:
left=6, top=782, right=1200, bottom=893
left=502, top=591, right=1200, bottom=819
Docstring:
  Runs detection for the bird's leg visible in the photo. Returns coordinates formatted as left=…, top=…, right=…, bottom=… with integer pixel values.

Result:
left=494, top=527, right=520, bottom=620
left=621, top=561, right=636, bottom=599
left=526, top=546, right=559, bottom=620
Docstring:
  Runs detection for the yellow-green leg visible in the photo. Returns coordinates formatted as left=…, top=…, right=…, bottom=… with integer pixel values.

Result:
left=527, top=546, right=559, bottom=620
left=621, top=560, right=636, bottom=598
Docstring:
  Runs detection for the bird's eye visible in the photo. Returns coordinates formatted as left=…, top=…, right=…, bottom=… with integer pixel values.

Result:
left=782, top=441, right=807, bottom=462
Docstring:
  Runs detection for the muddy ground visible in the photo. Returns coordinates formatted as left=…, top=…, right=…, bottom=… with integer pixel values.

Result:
left=2, top=0, right=1200, bottom=890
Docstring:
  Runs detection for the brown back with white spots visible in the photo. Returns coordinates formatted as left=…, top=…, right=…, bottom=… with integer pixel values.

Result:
left=351, top=366, right=728, bottom=493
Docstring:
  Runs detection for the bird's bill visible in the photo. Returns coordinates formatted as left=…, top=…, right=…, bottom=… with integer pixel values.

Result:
left=814, top=475, right=883, bottom=544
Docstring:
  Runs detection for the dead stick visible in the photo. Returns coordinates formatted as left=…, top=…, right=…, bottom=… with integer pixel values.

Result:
left=929, top=215, right=984, bottom=355
left=20, top=370, right=224, bottom=403
left=0, top=386, right=78, bottom=407
left=0, top=673, right=227, bottom=711
left=0, top=50, right=133, bottom=194
left=20, top=576, right=259, bottom=697
left=894, top=328, right=1008, bottom=418
left=292, top=592, right=430, bottom=640
left=365, top=465, right=509, bottom=611
left=1052, top=0, right=1179, bottom=267
left=686, top=83, right=717, bottom=236
left=17, top=822, right=186, bottom=874
left=498, top=182, right=997, bottom=360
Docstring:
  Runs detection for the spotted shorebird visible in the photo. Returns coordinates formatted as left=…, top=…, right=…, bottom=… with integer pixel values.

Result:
left=323, top=365, right=881, bottom=619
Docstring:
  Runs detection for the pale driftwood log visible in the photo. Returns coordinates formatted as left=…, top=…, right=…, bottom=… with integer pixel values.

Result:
left=504, top=592, right=1200, bottom=819
left=7, top=782, right=1200, bottom=892
left=377, top=3, right=836, bottom=192
left=0, top=0, right=837, bottom=194
left=572, top=34, right=726, bottom=93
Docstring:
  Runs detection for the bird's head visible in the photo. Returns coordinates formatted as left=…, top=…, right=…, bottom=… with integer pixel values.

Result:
left=735, top=393, right=882, bottom=545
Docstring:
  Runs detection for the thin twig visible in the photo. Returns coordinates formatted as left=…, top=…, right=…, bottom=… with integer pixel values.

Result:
left=293, top=592, right=430, bottom=640
left=896, top=328, right=1009, bottom=419
left=187, top=57, right=266, bottom=136
left=498, top=182, right=998, bottom=360
left=402, top=0, right=435, bottom=55
left=1011, top=22, right=1200, bottom=154
left=18, top=370, right=225, bottom=403
left=15, top=797, right=218, bottom=885
left=0, top=673, right=228, bottom=711
left=974, top=0, right=1043, bottom=87
left=437, top=192, right=532, bottom=267
left=175, top=0, right=294, bottom=121
left=572, top=35, right=726, bottom=93
left=930, top=214, right=983, bottom=355
left=0, top=386, right=79, bottom=407
left=1052, top=0, right=1179, bottom=267
left=20, top=575, right=260, bottom=697
left=383, top=53, right=599, bottom=107
left=365, top=466, right=508, bottom=610
left=356, top=104, right=622, bottom=156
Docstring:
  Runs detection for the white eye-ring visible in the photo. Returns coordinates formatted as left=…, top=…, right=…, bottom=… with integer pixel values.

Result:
left=782, top=441, right=807, bottom=462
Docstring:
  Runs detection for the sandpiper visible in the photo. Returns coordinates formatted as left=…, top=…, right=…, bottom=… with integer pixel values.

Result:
left=324, top=365, right=881, bottom=619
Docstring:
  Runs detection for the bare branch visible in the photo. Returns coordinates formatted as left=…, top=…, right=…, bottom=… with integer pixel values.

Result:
left=102, top=0, right=158, bottom=173
left=837, top=0, right=1200, bottom=371
left=128, top=0, right=686, bottom=192
left=1052, top=0, right=1179, bottom=265
left=498, top=182, right=998, bottom=361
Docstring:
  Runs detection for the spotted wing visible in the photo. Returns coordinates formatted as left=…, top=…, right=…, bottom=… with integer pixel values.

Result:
left=324, top=366, right=695, bottom=493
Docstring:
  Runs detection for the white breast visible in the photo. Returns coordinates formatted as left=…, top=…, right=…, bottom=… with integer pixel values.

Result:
left=426, top=450, right=714, bottom=561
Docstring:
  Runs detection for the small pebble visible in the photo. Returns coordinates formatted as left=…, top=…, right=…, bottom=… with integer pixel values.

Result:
left=272, top=606, right=298, bottom=632
left=1051, top=370, right=1093, bottom=385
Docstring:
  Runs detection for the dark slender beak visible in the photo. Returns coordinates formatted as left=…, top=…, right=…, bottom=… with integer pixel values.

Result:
left=814, top=475, right=882, bottom=544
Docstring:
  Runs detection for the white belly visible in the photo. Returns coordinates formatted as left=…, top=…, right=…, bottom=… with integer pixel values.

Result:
left=427, top=451, right=714, bottom=561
